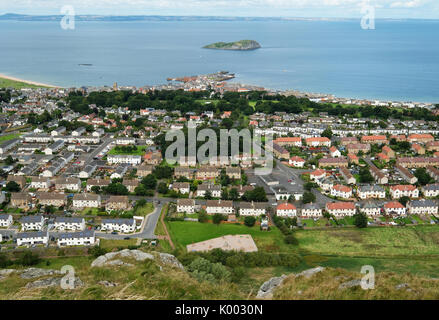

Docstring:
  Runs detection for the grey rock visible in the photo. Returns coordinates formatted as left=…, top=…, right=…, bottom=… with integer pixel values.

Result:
left=256, top=275, right=287, bottom=299
left=339, top=279, right=362, bottom=289
left=296, top=267, right=325, bottom=279
left=99, top=280, right=118, bottom=287
left=20, top=268, right=62, bottom=279
left=105, top=259, right=133, bottom=267
left=25, top=276, right=83, bottom=289
left=395, top=283, right=410, bottom=290
left=0, top=269, right=16, bottom=277
left=91, top=255, right=108, bottom=267
left=159, top=253, right=184, bottom=270
left=131, top=250, right=154, bottom=261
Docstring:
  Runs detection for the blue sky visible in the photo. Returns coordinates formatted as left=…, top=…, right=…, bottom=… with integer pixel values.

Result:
left=1, top=0, right=439, bottom=19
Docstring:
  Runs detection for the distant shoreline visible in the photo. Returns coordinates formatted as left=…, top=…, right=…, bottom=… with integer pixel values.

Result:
left=0, top=73, right=59, bottom=88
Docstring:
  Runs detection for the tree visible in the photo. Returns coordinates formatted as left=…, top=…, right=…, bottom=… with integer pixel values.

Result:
left=359, top=167, right=374, bottom=183
left=153, top=166, right=173, bottom=179
left=105, top=183, right=128, bottom=195
left=212, top=213, right=225, bottom=225
left=17, top=251, right=40, bottom=266
left=302, top=191, right=316, bottom=204
left=198, top=210, right=209, bottom=223
left=141, top=174, right=157, bottom=190
left=229, top=188, right=239, bottom=201
left=321, top=127, right=333, bottom=139
left=5, top=155, right=15, bottom=166
left=414, top=168, right=432, bottom=186
left=204, top=190, right=212, bottom=200
left=244, top=216, right=256, bottom=227
left=91, top=186, right=101, bottom=194
left=399, top=196, right=410, bottom=206
left=134, top=185, right=153, bottom=196
left=354, top=212, right=368, bottom=228
left=157, top=182, right=168, bottom=194
left=4, top=181, right=20, bottom=192
left=243, top=186, right=267, bottom=202
left=304, top=182, right=316, bottom=191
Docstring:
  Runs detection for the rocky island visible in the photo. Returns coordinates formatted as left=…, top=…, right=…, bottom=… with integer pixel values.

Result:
left=203, top=40, right=261, bottom=51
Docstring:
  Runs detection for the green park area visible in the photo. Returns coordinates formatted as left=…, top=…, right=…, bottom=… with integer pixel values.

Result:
left=108, top=145, right=146, bottom=156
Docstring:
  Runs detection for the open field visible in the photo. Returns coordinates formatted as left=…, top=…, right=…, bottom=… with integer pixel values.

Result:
left=0, top=75, right=52, bottom=89
left=167, top=221, right=290, bottom=252
left=108, top=146, right=146, bottom=156
left=0, top=133, right=21, bottom=142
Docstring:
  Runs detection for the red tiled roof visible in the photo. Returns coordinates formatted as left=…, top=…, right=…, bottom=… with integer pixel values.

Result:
left=326, top=202, right=355, bottom=210
left=276, top=202, right=296, bottom=211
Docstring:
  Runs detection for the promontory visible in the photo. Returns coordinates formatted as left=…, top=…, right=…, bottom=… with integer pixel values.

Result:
left=203, top=40, right=261, bottom=51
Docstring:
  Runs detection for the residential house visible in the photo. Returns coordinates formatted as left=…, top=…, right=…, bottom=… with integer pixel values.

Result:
left=357, top=185, right=386, bottom=199
left=330, top=184, right=353, bottom=199
left=57, top=230, right=96, bottom=247
left=20, top=215, right=44, bottom=231
left=407, top=199, right=438, bottom=215
left=276, top=202, right=297, bottom=217
left=174, top=167, right=193, bottom=180
left=340, top=167, right=356, bottom=185
left=54, top=177, right=81, bottom=192
left=87, top=179, right=110, bottom=192
left=384, top=201, right=406, bottom=215
left=37, top=192, right=67, bottom=207
left=101, top=218, right=136, bottom=233
left=361, top=135, right=388, bottom=145
left=289, top=156, right=305, bottom=168
left=176, top=199, right=195, bottom=213
left=172, top=182, right=190, bottom=194
left=10, top=192, right=31, bottom=209
left=318, top=157, right=348, bottom=168
left=196, top=183, right=222, bottom=198
left=106, top=195, right=130, bottom=212
left=107, top=154, right=142, bottom=165
left=325, top=202, right=356, bottom=217
left=0, top=214, right=13, bottom=228
left=422, top=184, right=439, bottom=198
left=136, top=165, right=154, bottom=177
left=395, top=165, right=418, bottom=184
left=301, top=203, right=323, bottom=218
left=54, top=217, right=85, bottom=231
left=205, top=200, right=234, bottom=215
left=16, top=231, right=48, bottom=246
left=72, top=193, right=101, bottom=210
left=239, top=202, right=267, bottom=216
left=390, top=185, right=419, bottom=199
left=225, top=167, right=241, bottom=180
left=360, top=201, right=382, bottom=217
left=196, top=167, right=220, bottom=180
left=123, top=179, right=139, bottom=193
left=305, top=137, right=331, bottom=147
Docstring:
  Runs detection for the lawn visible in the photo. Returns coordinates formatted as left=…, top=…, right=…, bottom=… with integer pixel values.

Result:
left=99, top=238, right=137, bottom=250
left=167, top=221, right=289, bottom=252
left=0, top=133, right=20, bottom=142
left=134, top=203, right=155, bottom=216
left=108, top=146, right=146, bottom=156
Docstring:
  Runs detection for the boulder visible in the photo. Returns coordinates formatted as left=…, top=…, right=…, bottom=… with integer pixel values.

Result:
left=296, top=267, right=325, bottom=279
left=91, top=255, right=109, bottom=267
left=339, top=279, right=362, bottom=289
left=131, top=250, right=154, bottom=261
left=256, top=275, right=287, bottom=299
left=91, top=249, right=154, bottom=267
left=0, top=269, right=16, bottom=277
left=159, top=253, right=184, bottom=270
left=99, top=280, right=118, bottom=287
left=395, top=283, right=410, bottom=290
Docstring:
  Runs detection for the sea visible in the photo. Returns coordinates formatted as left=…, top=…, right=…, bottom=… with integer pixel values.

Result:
left=1, top=19, right=439, bottom=102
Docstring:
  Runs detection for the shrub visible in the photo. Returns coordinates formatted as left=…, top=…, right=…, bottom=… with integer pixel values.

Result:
left=244, top=216, right=256, bottom=227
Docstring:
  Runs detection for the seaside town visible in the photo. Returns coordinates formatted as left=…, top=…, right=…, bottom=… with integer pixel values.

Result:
left=0, top=72, right=438, bottom=253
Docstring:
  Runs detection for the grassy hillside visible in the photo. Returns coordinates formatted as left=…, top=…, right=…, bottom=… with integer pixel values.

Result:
left=274, top=267, right=439, bottom=300
left=0, top=76, right=49, bottom=89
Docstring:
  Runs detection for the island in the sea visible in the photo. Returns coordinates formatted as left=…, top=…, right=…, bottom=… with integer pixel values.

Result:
left=203, top=40, right=261, bottom=51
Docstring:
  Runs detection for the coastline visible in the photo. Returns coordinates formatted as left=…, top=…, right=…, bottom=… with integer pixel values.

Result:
left=0, top=73, right=59, bottom=88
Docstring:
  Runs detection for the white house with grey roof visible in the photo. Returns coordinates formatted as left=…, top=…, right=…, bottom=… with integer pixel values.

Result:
left=422, top=184, right=439, bottom=198
left=20, top=215, right=44, bottom=231
left=407, top=199, right=438, bottom=215
left=0, top=214, right=13, bottom=228
left=72, top=127, right=86, bottom=136
left=16, top=231, right=48, bottom=246
left=360, top=201, right=382, bottom=216
left=44, top=140, right=64, bottom=155
left=357, top=185, right=386, bottom=200
left=54, top=217, right=85, bottom=231
left=72, top=193, right=101, bottom=210
left=108, top=154, right=142, bottom=165
left=101, top=218, right=136, bottom=233
left=239, top=202, right=267, bottom=216
left=301, top=203, right=323, bottom=218
left=57, top=230, right=95, bottom=247
left=0, top=138, right=19, bottom=154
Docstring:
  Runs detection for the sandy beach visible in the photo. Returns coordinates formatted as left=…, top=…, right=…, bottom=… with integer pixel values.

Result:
left=0, top=73, right=59, bottom=88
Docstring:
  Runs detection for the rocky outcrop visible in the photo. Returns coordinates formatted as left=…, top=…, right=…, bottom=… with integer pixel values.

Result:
left=20, top=268, right=62, bottom=279
left=159, top=253, right=184, bottom=270
left=0, top=269, right=16, bottom=277
left=296, top=267, right=325, bottom=279
left=91, top=249, right=154, bottom=267
left=256, top=275, right=287, bottom=299
left=26, top=276, right=83, bottom=289
left=339, top=279, right=362, bottom=289
left=99, top=280, right=118, bottom=287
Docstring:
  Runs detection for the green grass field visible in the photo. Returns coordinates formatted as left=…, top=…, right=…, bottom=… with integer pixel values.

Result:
left=0, top=77, right=49, bottom=89
left=108, top=146, right=146, bottom=156
left=0, top=133, right=21, bottom=142
left=167, top=221, right=288, bottom=252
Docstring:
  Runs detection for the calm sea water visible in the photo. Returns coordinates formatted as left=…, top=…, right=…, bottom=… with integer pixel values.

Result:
left=1, top=19, right=438, bottom=102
